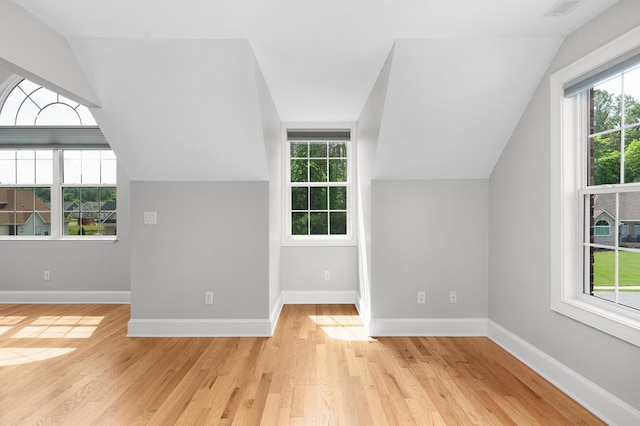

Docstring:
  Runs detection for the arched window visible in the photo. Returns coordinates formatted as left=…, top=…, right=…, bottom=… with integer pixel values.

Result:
left=0, top=78, right=96, bottom=126
left=0, top=77, right=116, bottom=239
left=594, top=219, right=610, bottom=236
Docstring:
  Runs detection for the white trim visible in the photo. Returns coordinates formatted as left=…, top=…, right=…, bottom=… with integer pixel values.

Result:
left=281, top=290, right=356, bottom=304
left=368, top=317, right=487, bottom=337
left=488, top=321, right=640, bottom=425
left=550, top=24, right=640, bottom=348
left=127, top=317, right=273, bottom=337
left=0, top=291, right=130, bottom=304
left=269, top=293, right=284, bottom=335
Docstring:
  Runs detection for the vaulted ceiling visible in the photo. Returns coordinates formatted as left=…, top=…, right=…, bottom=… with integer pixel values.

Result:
left=1, top=0, right=620, bottom=179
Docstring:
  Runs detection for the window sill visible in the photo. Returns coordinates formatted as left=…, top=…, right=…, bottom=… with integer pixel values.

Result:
left=282, top=236, right=356, bottom=247
left=551, top=294, right=640, bottom=348
left=0, top=236, right=118, bottom=244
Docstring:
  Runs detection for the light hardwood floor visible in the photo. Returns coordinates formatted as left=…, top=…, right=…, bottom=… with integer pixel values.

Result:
left=0, top=303, right=603, bottom=425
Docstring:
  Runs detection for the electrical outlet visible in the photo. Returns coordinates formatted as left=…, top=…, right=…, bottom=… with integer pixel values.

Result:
left=449, top=291, right=458, bottom=304
left=43, top=270, right=50, bottom=281
left=417, top=291, right=426, bottom=304
left=204, top=291, right=214, bottom=305
left=324, top=270, right=330, bottom=280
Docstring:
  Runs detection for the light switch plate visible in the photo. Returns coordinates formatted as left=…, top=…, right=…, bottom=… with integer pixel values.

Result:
left=143, top=211, right=157, bottom=225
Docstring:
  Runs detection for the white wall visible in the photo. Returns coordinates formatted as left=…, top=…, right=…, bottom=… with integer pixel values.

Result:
left=251, top=52, right=283, bottom=315
left=0, top=1, right=99, bottom=107
left=356, top=47, right=394, bottom=319
left=489, top=0, right=640, bottom=411
left=371, top=179, right=488, bottom=319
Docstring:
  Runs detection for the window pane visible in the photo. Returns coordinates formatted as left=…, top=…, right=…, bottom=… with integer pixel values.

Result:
left=36, top=104, right=81, bottom=126
left=291, top=187, right=308, bottom=210
left=591, top=132, right=621, bottom=185
left=0, top=157, right=16, bottom=184
left=309, top=159, right=327, bottom=182
left=98, top=187, right=117, bottom=236
left=63, top=188, right=80, bottom=236
left=328, top=142, right=347, bottom=158
left=592, top=80, right=622, bottom=133
left=15, top=98, right=39, bottom=126
left=35, top=150, right=53, bottom=185
left=329, top=159, right=347, bottom=182
left=310, top=212, right=328, bottom=235
left=63, top=151, right=82, bottom=184
left=625, top=65, right=640, bottom=132
left=292, top=212, right=308, bottom=235
left=29, top=87, right=57, bottom=110
left=592, top=248, right=615, bottom=298
left=309, top=142, right=327, bottom=158
left=0, top=87, right=25, bottom=125
left=101, top=156, right=117, bottom=184
left=291, top=160, right=308, bottom=182
left=329, top=187, right=347, bottom=210
left=291, top=142, right=308, bottom=158
left=330, top=212, right=347, bottom=235
left=5, top=188, right=52, bottom=236
left=81, top=151, right=101, bottom=184
left=34, top=188, right=51, bottom=236
left=310, top=187, right=327, bottom=210
left=618, top=250, right=640, bottom=310
left=592, top=193, right=615, bottom=246
left=16, top=155, right=35, bottom=184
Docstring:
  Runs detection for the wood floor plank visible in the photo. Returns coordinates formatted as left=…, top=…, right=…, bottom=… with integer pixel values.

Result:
left=0, top=303, right=605, bottom=425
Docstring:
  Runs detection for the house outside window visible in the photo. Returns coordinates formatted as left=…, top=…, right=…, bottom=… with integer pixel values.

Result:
left=551, top=26, right=640, bottom=348
left=283, top=126, right=355, bottom=245
left=0, top=78, right=116, bottom=239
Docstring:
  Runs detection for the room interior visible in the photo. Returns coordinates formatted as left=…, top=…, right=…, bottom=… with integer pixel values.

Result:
left=1, top=0, right=639, bottom=423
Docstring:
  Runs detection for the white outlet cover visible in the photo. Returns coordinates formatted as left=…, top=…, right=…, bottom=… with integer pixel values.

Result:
left=143, top=211, right=157, bottom=225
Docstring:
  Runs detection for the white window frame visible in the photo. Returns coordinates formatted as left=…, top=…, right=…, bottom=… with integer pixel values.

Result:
left=282, top=123, right=356, bottom=246
left=551, top=25, right=640, bottom=348
left=0, top=148, right=117, bottom=242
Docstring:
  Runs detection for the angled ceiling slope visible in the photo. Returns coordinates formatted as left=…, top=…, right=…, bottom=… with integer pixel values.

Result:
left=0, top=0, right=99, bottom=107
left=69, top=38, right=270, bottom=181
left=372, top=37, right=563, bottom=180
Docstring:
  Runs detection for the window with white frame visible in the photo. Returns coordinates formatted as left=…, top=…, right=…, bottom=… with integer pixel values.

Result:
left=551, top=26, right=640, bottom=347
left=284, top=128, right=353, bottom=243
left=0, top=78, right=116, bottom=238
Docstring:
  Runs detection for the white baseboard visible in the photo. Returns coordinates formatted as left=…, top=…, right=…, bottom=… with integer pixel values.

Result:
left=487, top=320, right=640, bottom=425
left=0, top=291, right=130, bottom=304
left=269, top=293, right=284, bottom=335
left=281, top=290, right=356, bottom=304
left=128, top=317, right=273, bottom=337
left=369, top=317, right=487, bottom=336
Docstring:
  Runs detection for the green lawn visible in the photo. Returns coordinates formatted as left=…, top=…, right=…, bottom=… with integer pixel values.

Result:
left=67, top=222, right=105, bottom=236
left=593, top=250, right=640, bottom=287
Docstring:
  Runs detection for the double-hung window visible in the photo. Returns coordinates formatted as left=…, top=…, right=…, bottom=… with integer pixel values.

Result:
left=551, top=26, right=640, bottom=347
left=284, top=128, right=354, bottom=244
left=0, top=78, right=116, bottom=239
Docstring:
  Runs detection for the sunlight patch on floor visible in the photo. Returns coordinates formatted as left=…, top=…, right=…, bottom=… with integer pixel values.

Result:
left=308, top=314, right=375, bottom=341
left=0, top=347, right=76, bottom=366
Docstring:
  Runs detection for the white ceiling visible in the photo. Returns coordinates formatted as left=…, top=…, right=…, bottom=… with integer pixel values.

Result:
left=12, top=0, right=618, bottom=122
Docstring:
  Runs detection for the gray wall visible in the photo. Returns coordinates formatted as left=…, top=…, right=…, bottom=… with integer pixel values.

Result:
left=281, top=246, right=357, bottom=293
left=0, top=165, right=130, bottom=293
left=489, top=0, right=640, bottom=410
left=130, top=181, right=269, bottom=320
left=371, top=179, right=488, bottom=319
